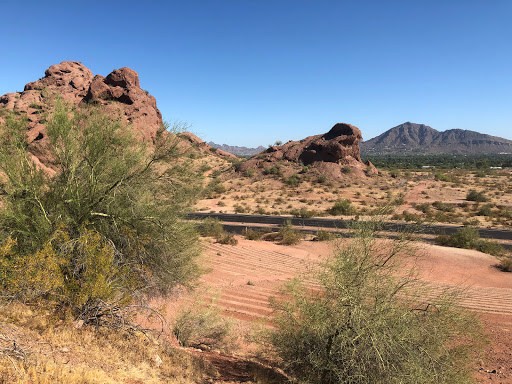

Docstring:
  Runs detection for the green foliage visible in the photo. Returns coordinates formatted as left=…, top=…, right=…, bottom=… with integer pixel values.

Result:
left=173, top=299, right=232, bottom=350
left=284, top=173, right=300, bottom=186
left=0, top=101, right=202, bottom=318
left=263, top=164, right=281, bottom=175
left=199, top=218, right=238, bottom=245
left=435, top=227, right=504, bottom=256
left=362, top=153, right=512, bottom=170
left=432, top=201, right=455, bottom=212
left=316, top=174, right=327, bottom=183
left=315, top=229, right=336, bottom=241
left=200, top=218, right=225, bottom=238
left=28, top=103, right=43, bottom=110
left=329, top=199, right=356, bottom=215
left=466, top=190, right=489, bottom=202
left=276, top=221, right=302, bottom=245
left=203, top=179, right=226, bottom=197
left=266, top=222, right=483, bottom=383
left=477, top=204, right=493, bottom=217
left=497, top=256, right=512, bottom=272
left=434, top=173, right=449, bottom=182
left=291, top=207, right=316, bottom=219
left=243, top=228, right=267, bottom=240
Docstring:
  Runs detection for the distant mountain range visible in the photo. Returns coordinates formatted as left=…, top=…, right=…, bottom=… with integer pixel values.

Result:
left=208, top=142, right=266, bottom=157
left=361, top=122, right=512, bottom=155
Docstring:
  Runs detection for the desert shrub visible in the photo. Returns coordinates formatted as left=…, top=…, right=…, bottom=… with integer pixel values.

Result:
left=243, top=228, right=267, bottom=240
left=173, top=301, right=232, bottom=350
left=342, top=165, right=352, bottom=174
left=477, top=204, right=493, bottom=217
left=245, top=169, right=255, bottom=177
left=203, top=178, right=227, bottom=198
left=435, top=227, right=504, bottom=256
left=215, top=231, right=238, bottom=246
left=291, top=207, right=316, bottom=219
left=277, top=221, right=302, bottom=245
left=390, top=193, right=405, bottom=206
left=284, top=173, right=300, bottom=186
left=234, top=204, right=248, bottom=213
left=497, top=256, right=512, bottom=272
left=28, top=102, right=43, bottom=110
left=0, top=102, right=202, bottom=320
left=316, top=174, right=327, bottom=183
left=199, top=218, right=224, bottom=238
left=200, top=218, right=238, bottom=245
left=434, top=172, right=449, bottom=182
left=264, top=164, right=281, bottom=175
left=432, top=201, right=455, bottom=212
left=466, top=190, right=489, bottom=202
left=315, top=229, right=336, bottom=241
left=413, top=203, right=431, bottom=214
left=266, top=221, right=483, bottom=384
left=329, top=199, right=356, bottom=215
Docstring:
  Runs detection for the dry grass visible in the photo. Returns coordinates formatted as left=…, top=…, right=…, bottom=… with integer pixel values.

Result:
left=0, top=303, right=208, bottom=384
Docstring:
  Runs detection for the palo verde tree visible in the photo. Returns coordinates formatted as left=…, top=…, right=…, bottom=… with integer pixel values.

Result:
left=0, top=100, right=202, bottom=321
left=266, top=221, right=483, bottom=384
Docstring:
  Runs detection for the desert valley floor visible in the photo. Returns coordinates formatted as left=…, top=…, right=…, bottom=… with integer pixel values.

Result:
left=170, top=236, right=512, bottom=383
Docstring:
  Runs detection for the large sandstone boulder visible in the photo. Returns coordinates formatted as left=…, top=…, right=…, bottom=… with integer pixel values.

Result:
left=0, top=61, right=164, bottom=157
left=239, top=123, right=375, bottom=180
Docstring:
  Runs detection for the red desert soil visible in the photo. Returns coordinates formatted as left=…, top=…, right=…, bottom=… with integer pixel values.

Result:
left=193, top=237, right=512, bottom=383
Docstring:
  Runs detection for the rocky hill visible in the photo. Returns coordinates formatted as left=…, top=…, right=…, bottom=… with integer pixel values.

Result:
left=238, top=123, right=377, bottom=181
left=208, top=142, right=266, bottom=157
left=0, top=61, right=234, bottom=171
left=361, top=122, right=512, bottom=154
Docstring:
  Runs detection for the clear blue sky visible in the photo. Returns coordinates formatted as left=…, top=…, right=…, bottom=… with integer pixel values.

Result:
left=1, top=1, right=511, bottom=146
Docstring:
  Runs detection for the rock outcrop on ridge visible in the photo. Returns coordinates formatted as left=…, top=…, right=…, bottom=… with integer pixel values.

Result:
left=180, top=132, right=237, bottom=159
left=238, top=123, right=376, bottom=180
left=0, top=61, right=163, bottom=145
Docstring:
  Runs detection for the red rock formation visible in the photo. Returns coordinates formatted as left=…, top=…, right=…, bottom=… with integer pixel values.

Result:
left=238, top=123, right=375, bottom=180
left=0, top=61, right=163, bottom=149
left=179, top=132, right=237, bottom=159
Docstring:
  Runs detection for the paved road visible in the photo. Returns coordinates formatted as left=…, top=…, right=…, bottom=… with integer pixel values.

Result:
left=188, top=212, right=512, bottom=242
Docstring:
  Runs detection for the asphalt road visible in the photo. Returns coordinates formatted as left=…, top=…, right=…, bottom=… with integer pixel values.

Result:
left=188, top=212, right=512, bottom=242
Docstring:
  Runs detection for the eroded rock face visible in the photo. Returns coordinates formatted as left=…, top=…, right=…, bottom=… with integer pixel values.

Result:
left=0, top=61, right=163, bottom=152
left=179, top=132, right=237, bottom=159
left=239, top=123, right=374, bottom=180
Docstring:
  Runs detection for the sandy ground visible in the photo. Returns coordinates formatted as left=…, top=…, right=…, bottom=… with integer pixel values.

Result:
left=192, top=236, right=512, bottom=383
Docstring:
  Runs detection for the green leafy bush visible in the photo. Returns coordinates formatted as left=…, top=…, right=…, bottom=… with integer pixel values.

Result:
left=277, top=221, right=302, bottom=245
left=200, top=218, right=237, bottom=245
left=0, top=101, right=202, bottom=320
left=466, top=190, right=489, bottom=202
left=173, top=300, right=232, bottom=350
left=266, top=222, right=483, bottom=383
left=243, top=228, right=267, bottom=240
left=432, top=201, right=455, bottom=212
left=329, top=199, right=356, bottom=215
left=435, top=227, right=504, bottom=256
left=284, top=173, right=300, bottom=186
left=497, top=256, right=512, bottom=272
left=263, top=164, right=281, bottom=175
